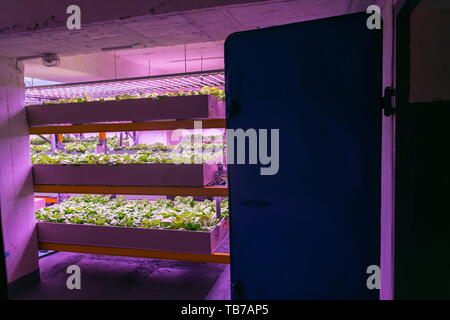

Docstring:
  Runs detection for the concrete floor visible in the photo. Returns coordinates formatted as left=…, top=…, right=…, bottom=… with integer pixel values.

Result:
left=10, top=240, right=231, bottom=300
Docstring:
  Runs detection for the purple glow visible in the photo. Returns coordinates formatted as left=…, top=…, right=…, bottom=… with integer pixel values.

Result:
left=25, top=71, right=225, bottom=101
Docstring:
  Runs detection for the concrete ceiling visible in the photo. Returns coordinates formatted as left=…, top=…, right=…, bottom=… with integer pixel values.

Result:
left=0, top=0, right=386, bottom=82
left=0, top=0, right=385, bottom=58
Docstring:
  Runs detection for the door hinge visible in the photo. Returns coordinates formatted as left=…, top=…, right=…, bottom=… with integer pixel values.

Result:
left=382, top=87, right=396, bottom=116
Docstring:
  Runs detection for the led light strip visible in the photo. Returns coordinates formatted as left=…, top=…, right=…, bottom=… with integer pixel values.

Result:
left=25, top=70, right=225, bottom=101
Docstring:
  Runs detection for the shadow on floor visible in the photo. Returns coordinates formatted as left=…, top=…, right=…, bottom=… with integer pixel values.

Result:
left=10, top=247, right=230, bottom=300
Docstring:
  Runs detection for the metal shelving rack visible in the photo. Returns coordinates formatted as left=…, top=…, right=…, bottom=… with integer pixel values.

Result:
left=28, top=70, right=229, bottom=264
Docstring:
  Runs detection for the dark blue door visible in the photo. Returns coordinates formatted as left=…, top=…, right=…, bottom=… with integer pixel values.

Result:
left=225, top=12, right=382, bottom=299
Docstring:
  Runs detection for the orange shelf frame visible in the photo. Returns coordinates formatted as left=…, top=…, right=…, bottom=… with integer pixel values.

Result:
left=38, top=242, right=230, bottom=264
left=34, top=185, right=228, bottom=197
left=34, top=196, right=58, bottom=204
left=29, top=118, right=226, bottom=134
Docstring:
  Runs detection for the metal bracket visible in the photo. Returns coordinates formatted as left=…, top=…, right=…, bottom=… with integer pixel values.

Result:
left=50, top=134, right=58, bottom=153
left=206, top=163, right=226, bottom=187
left=211, top=163, right=226, bottom=218
left=214, top=163, right=224, bottom=185
left=37, top=134, right=51, bottom=145
left=214, top=197, right=222, bottom=219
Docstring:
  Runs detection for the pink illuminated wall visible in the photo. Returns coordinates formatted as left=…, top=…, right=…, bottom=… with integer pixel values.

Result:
left=0, top=58, right=39, bottom=284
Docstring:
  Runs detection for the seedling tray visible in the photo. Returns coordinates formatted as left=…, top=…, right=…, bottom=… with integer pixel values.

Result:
left=27, top=95, right=225, bottom=126
left=37, top=218, right=229, bottom=254
left=32, top=163, right=217, bottom=187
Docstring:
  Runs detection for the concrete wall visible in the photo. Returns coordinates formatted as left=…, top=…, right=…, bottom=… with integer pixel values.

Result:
left=0, top=57, right=39, bottom=283
left=0, top=0, right=267, bottom=35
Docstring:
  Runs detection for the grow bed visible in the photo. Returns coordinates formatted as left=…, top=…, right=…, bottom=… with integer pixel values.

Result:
left=32, top=163, right=218, bottom=187
left=27, top=94, right=225, bottom=127
left=36, top=196, right=229, bottom=254
left=37, top=220, right=228, bottom=254
left=31, top=148, right=224, bottom=163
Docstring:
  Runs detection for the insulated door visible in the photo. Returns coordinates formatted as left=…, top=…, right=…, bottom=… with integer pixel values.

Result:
left=225, top=12, right=382, bottom=299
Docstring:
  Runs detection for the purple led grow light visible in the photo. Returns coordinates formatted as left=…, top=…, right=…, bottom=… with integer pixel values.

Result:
left=25, top=70, right=225, bottom=102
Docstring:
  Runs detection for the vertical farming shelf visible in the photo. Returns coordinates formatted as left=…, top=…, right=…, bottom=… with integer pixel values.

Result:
left=33, top=163, right=219, bottom=187
left=33, top=185, right=228, bottom=197
left=38, top=243, right=230, bottom=264
left=27, top=95, right=225, bottom=126
left=28, top=85, right=229, bottom=263
left=28, top=118, right=226, bottom=134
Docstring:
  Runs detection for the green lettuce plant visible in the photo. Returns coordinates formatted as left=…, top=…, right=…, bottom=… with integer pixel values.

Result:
left=30, top=135, right=51, bottom=146
left=31, top=144, right=52, bottom=153
left=64, top=141, right=96, bottom=153
left=36, top=195, right=228, bottom=231
left=31, top=149, right=224, bottom=165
